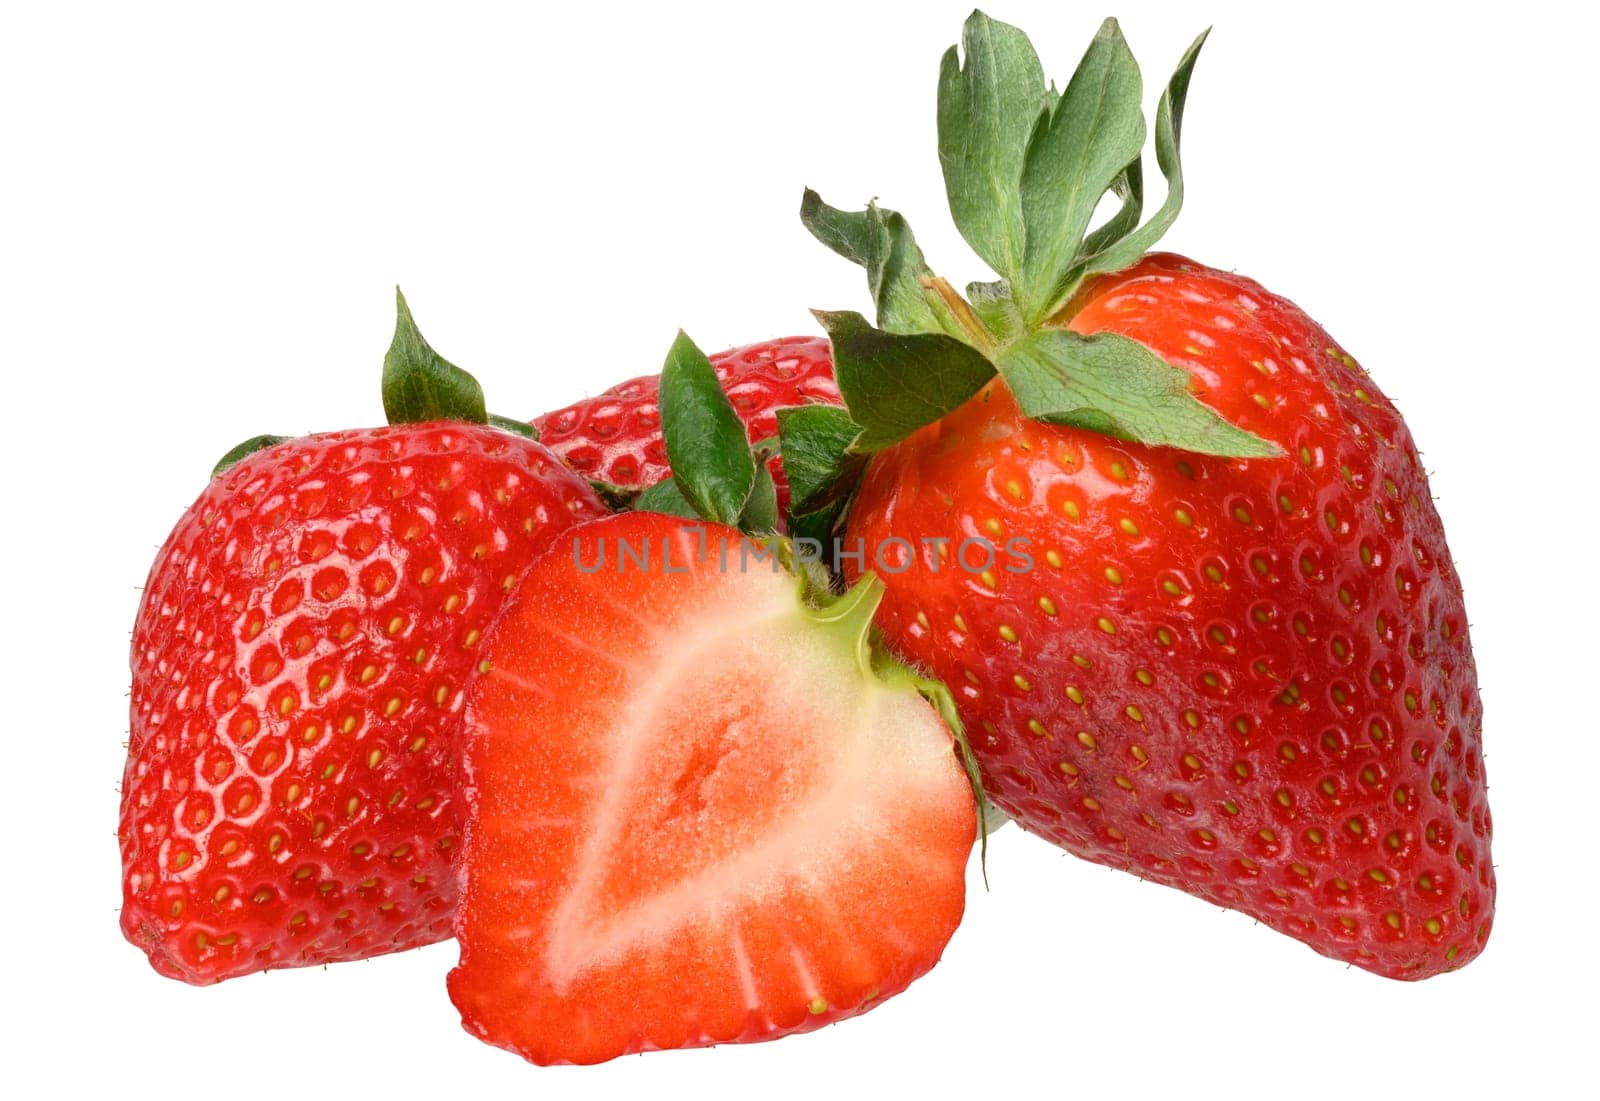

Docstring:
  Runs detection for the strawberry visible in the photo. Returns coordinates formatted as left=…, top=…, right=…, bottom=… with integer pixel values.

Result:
left=447, top=334, right=976, bottom=1065
left=531, top=335, right=839, bottom=513
left=784, top=12, right=1491, bottom=977
left=447, top=512, right=974, bottom=1065
left=119, top=293, right=607, bottom=983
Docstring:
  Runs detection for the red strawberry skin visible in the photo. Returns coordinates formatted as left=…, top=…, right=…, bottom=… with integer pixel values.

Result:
left=531, top=336, right=839, bottom=508
left=120, top=422, right=606, bottom=984
left=846, top=253, right=1491, bottom=978
left=449, top=513, right=973, bottom=1065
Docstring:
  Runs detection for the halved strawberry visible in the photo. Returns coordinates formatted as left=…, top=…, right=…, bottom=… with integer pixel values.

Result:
left=447, top=512, right=975, bottom=1065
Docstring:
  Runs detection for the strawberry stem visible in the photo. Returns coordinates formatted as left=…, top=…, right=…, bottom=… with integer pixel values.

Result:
left=802, top=572, right=886, bottom=673
left=919, top=273, right=997, bottom=355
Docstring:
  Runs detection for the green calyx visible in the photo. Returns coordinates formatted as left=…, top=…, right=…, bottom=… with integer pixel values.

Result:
left=633, top=330, right=780, bottom=535
left=212, top=289, right=537, bottom=479
left=382, top=287, right=490, bottom=426
left=377, top=289, right=532, bottom=439
left=797, top=10, right=1282, bottom=473
left=211, top=434, right=291, bottom=477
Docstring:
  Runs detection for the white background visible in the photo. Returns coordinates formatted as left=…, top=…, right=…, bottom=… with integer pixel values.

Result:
left=3, top=1, right=1595, bottom=1095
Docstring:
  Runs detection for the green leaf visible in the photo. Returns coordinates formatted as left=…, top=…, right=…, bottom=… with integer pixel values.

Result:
left=964, top=279, right=1025, bottom=346
left=487, top=413, right=536, bottom=438
left=936, top=10, right=1046, bottom=284
left=1079, top=156, right=1144, bottom=261
left=787, top=500, right=846, bottom=555
left=658, top=330, right=757, bottom=527
left=997, top=329, right=1283, bottom=458
left=814, top=310, right=996, bottom=452
left=382, top=288, right=488, bottom=425
left=212, top=434, right=290, bottom=478
left=738, top=463, right=780, bottom=534
left=1016, top=18, right=1146, bottom=324
left=634, top=476, right=702, bottom=520
left=800, top=190, right=943, bottom=336
left=1071, top=29, right=1209, bottom=284
left=776, top=404, right=867, bottom=515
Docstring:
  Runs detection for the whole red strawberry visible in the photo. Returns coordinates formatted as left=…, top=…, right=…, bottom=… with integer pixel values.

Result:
left=788, top=13, right=1491, bottom=978
left=531, top=336, right=838, bottom=513
left=120, top=294, right=606, bottom=983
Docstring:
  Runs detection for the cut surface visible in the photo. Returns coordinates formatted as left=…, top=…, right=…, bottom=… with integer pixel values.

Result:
left=449, top=513, right=973, bottom=1065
